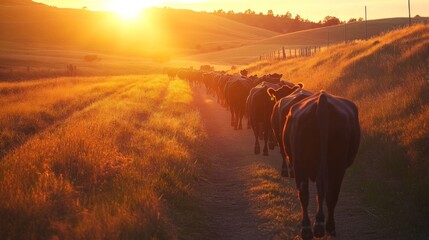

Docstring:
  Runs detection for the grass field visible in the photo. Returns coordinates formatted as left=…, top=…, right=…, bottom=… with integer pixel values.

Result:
left=0, top=75, right=206, bottom=239
left=243, top=23, right=429, bottom=237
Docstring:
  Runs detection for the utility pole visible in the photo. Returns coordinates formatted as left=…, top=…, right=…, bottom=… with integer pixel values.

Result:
left=365, top=6, right=368, bottom=39
left=408, top=0, right=412, bottom=26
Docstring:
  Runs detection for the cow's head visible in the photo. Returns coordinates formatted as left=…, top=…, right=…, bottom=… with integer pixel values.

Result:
left=267, top=83, right=304, bottom=102
left=240, top=69, right=248, bottom=77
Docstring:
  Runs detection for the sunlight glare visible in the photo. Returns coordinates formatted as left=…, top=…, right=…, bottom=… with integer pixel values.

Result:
left=107, top=0, right=155, bottom=21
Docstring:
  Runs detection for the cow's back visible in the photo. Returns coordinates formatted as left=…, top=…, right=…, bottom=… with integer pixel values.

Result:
left=284, top=92, right=360, bottom=181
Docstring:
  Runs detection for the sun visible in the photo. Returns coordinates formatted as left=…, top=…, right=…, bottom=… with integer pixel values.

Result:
left=106, top=0, right=155, bottom=20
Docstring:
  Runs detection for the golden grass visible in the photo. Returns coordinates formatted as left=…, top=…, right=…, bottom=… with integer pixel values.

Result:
left=247, top=164, right=300, bottom=240
left=0, top=75, right=205, bottom=239
left=245, top=24, right=429, bottom=237
left=0, top=76, right=136, bottom=158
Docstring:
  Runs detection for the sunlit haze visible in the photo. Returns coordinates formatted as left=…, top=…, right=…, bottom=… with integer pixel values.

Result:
left=35, top=0, right=428, bottom=21
left=105, top=0, right=157, bottom=20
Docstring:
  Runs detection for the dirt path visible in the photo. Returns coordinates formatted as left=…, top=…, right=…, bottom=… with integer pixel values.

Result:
left=193, top=85, right=391, bottom=240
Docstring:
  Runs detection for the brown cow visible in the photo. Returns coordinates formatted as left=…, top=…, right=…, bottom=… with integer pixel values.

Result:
left=283, top=91, right=360, bottom=239
left=267, top=83, right=310, bottom=177
left=246, top=78, right=298, bottom=155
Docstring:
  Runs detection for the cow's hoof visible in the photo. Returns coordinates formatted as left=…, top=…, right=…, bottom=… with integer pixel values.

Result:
left=313, top=222, right=325, bottom=238
left=327, top=229, right=337, bottom=237
left=301, top=226, right=313, bottom=240
left=281, top=169, right=289, bottom=178
left=254, top=147, right=260, bottom=155
left=269, top=142, right=275, bottom=150
left=289, top=170, right=295, bottom=178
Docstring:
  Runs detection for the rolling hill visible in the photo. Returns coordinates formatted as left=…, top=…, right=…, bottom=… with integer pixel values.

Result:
left=0, top=1, right=276, bottom=56
left=0, top=1, right=279, bottom=77
left=187, top=17, right=429, bottom=65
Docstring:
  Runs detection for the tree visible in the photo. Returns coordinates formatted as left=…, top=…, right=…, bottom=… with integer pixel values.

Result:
left=244, top=9, right=255, bottom=15
left=358, top=17, right=364, bottom=22
left=323, top=16, right=341, bottom=26
left=284, top=11, right=292, bottom=19
left=348, top=18, right=357, bottom=23
left=214, top=9, right=225, bottom=15
left=294, top=14, right=302, bottom=21
left=267, top=9, right=274, bottom=16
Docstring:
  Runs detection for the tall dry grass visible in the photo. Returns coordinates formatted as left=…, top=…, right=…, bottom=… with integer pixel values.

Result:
left=0, top=76, right=136, bottom=159
left=0, top=75, right=205, bottom=239
left=247, top=24, right=429, bottom=237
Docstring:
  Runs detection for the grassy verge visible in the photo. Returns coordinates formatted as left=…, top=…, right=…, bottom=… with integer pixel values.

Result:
left=246, top=164, right=300, bottom=240
left=0, top=75, right=206, bottom=239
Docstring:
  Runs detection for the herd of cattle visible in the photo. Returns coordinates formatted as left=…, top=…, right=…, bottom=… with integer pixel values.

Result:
left=166, top=67, right=361, bottom=240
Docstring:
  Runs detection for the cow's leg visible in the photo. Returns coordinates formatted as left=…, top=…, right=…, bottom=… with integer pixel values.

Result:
left=247, top=118, right=251, bottom=129
left=230, top=110, right=235, bottom=127
left=233, top=110, right=239, bottom=130
left=314, top=175, right=326, bottom=238
left=238, top=113, right=243, bottom=130
left=298, top=180, right=313, bottom=240
left=268, top=136, right=275, bottom=150
left=263, top=132, right=269, bottom=156
left=280, top=150, right=289, bottom=177
left=326, top=170, right=345, bottom=237
left=262, top=124, right=269, bottom=156
left=253, top=125, right=260, bottom=155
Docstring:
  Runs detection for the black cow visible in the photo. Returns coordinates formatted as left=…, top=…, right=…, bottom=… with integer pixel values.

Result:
left=267, top=83, right=310, bottom=178
left=246, top=76, right=298, bottom=155
left=283, top=91, right=360, bottom=239
left=224, top=75, right=253, bottom=129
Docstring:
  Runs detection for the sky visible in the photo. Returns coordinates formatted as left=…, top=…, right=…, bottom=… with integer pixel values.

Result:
left=34, top=0, right=428, bottom=22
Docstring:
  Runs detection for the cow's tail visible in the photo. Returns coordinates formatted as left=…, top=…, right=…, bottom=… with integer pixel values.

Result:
left=317, top=91, right=329, bottom=183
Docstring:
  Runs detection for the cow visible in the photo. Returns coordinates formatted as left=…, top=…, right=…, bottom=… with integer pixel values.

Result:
left=267, top=83, right=310, bottom=178
left=165, top=67, right=177, bottom=80
left=224, top=75, right=253, bottom=129
left=246, top=75, right=299, bottom=155
left=283, top=91, right=360, bottom=239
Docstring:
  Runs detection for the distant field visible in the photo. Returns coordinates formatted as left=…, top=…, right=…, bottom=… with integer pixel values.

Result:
left=188, top=17, right=429, bottom=65
left=0, top=41, right=166, bottom=80
left=0, top=75, right=205, bottom=239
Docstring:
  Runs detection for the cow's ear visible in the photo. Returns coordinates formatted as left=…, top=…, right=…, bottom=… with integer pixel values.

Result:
left=267, top=88, right=276, bottom=101
left=297, top=82, right=304, bottom=88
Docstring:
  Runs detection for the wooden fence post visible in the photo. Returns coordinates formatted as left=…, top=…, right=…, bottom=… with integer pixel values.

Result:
left=282, top=47, right=286, bottom=60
